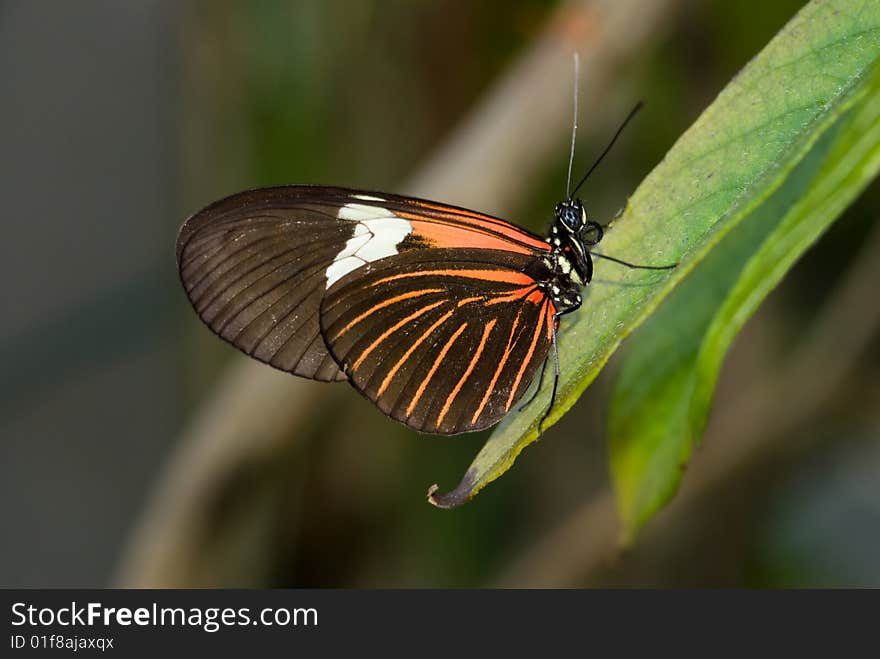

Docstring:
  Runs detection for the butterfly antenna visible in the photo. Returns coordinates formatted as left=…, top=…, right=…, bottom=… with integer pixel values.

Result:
left=565, top=52, right=580, bottom=199
left=591, top=251, right=677, bottom=270
left=570, top=101, right=644, bottom=199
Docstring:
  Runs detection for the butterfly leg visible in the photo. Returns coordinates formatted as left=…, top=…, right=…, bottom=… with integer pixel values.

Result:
left=518, top=355, right=549, bottom=413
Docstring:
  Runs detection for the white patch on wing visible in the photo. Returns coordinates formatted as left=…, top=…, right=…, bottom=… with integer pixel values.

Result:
left=337, top=203, right=387, bottom=222
left=354, top=194, right=385, bottom=202
left=325, top=203, right=412, bottom=288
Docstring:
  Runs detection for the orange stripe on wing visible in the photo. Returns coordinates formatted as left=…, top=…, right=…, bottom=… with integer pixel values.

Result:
left=406, top=321, right=469, bottom=418
left=437, top=318, right=497, bottom=428
left=352, top=299, right=446, bottom=371
left=377, top=308, right=456, bottom=398
left=505, top=301, right=548, bottom=411
left=526, top=289, right=547, bottom=305
left=373, top=268, right=533, bottom=287
left=402, top=204, right=549, bottom=252
left=484, top=285, right=541, bottom=306
left=406, top=200, right=504, bottom=225
left=333, top=288, right=444, bottom=340
left=408, top=219, right=536, bottom=255
left=546, top=301, right=557, bottom=339
left=470, top=308, right=524, bottom=425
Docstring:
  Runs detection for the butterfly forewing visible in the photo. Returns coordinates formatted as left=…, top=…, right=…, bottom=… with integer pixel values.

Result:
left=321, top=249, right=555, bottom=434
left=177, top=187, right=357, bottom=381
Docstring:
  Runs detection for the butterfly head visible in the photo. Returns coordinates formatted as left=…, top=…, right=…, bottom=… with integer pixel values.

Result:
left=555, top=199, right=586, bottom=234
left=551, top=198, right=603, bottom=257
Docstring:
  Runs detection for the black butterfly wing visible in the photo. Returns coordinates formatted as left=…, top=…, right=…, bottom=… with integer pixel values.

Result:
left=177, top=187, right=354, bottom=381
left=177, top=185, right=557, bottom=433
left=320, top=248, right=556, bottom=435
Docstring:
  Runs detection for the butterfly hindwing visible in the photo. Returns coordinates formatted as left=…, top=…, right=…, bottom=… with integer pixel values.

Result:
left=320, top=248, right=556, bottom=434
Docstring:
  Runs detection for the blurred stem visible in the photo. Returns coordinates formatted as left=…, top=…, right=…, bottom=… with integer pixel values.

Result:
left=115, top=0, right=683, bottom=587
left=495, top=214, right=880, bottom=587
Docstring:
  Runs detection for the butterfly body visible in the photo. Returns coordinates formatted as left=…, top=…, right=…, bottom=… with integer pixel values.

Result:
left=177, top=185, right=607, bottom=435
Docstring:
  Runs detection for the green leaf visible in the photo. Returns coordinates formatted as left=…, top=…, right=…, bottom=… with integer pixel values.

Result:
left=428, top=0, right=880, bottom=508
left=610, top=54, right=880, bottom=542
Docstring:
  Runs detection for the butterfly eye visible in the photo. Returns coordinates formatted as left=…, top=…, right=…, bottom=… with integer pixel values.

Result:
left=557, top=203, right=582, bottom=231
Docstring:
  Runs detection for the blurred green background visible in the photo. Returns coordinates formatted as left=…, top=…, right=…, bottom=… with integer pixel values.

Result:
left=2, top=0, right=878, bottom=587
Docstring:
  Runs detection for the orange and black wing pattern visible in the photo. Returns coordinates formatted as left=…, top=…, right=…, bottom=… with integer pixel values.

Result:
left=177, top=185, right=555, bottom=434
left=322, top=248, right=556, bottom=434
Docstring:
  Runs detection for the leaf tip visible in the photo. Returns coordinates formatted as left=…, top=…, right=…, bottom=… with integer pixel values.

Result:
left=426, top=469, right=478, bottom=509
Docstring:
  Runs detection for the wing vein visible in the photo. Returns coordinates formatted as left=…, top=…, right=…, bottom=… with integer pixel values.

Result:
left=406, top=321, right=469, bottom=418
left=376, top=308, right=456, bottom=399
left=506, top=300, right=549, bottom=411
left=437, top=318, right=497, bottom=428
left=351, top=300, right=448, bottom=371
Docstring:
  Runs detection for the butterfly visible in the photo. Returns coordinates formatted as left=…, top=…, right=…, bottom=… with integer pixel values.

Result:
left=176, top=103, right=673, bottom=436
